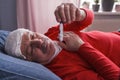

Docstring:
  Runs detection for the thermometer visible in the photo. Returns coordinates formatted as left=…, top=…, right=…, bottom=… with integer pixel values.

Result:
left=59, top=22, right=63, bottom=42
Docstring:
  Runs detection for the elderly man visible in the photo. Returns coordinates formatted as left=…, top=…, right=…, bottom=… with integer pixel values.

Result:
left=5, top=3, right=120, bottom=80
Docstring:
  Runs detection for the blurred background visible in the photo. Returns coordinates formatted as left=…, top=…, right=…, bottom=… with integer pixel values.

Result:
left=0, top=0, right=120, bottom=33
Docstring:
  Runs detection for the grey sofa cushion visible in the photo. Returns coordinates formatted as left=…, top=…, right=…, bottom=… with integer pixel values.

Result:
left=0, top=30, right=9, bottom=51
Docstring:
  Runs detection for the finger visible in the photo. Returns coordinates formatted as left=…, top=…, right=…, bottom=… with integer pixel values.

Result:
left=54, top=8, right=61, bottom=22
left=76, top=8, right=81, bottom=21
left=58, top=4, right=66, bottom=23
left=70, top=3, right=76, bottom=21
left=63, top=32, right=70, bottom=37
left=64, top=4, right=71, bottom=23
left=63, top=31, right=74, bottom=34
left=68, top=32, right=76, bottom=36
left=68, top=32, right=80, bottom=38
left=63, top=34, right=70, bottom=46
left=64, top=32, right=78, bottom=39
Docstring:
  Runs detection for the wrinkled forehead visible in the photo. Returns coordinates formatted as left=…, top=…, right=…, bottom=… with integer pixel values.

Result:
left=17, top=29, right=33, bottom=37
left=20, top=28, right=50, bottom=40
left=12, top=29, right=34, bottom=43
left=22, top=31, right=33, bottom=41
left=35, top=32, right=50, bottom=40
left=12, top=28, right=31, bottom=34
left=24, top=30, right=33, bottom=36
left=20, top=29, right=33, bottom=35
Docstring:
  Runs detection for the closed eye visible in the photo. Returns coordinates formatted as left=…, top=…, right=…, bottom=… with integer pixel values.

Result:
left=31, top=33, right=38, bottom=40
left=27, top=32, right=35, bottom=40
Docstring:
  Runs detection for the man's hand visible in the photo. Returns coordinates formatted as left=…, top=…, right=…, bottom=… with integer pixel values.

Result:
left=58, top=32, right=84, bottom=51
left=54, top=3, right=86, bottom=23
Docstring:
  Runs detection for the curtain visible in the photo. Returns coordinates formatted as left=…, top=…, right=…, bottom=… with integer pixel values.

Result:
left=17, top=0, right=79, bottom=34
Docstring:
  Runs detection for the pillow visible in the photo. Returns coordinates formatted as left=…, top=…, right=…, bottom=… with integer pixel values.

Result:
left=0, top=30, right=9, bottom=51
left=0, top=51, right=61, bottom=80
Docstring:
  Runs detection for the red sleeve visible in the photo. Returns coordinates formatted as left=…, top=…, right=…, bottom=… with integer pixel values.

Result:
left=45, top=8, right=94, bottom=35
left=78, top=43, right=120, bottom=80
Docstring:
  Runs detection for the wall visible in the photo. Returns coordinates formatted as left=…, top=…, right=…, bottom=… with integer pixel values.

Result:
left=86, top=12, right=120, bottom=32
left=0, top=0, right=17, bottom=31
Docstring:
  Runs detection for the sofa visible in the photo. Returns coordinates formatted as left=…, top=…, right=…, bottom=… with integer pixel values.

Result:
left=0, top=30, right=61, bottom=80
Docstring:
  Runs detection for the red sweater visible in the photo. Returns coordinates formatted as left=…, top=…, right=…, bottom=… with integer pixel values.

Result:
left=45, top=9, right=120, bottom=80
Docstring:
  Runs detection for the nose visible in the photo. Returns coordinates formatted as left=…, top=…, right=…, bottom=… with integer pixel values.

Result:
left=30, top=39, right=43, bottom=48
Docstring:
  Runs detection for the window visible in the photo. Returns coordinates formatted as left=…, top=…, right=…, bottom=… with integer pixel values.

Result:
left=80, top=0, right=94, bottom=9
left=80, top=0, right=119, bottom=12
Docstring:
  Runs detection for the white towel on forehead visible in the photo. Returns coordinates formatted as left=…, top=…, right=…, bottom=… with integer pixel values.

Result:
left=5, top=28, right=33, bottom=59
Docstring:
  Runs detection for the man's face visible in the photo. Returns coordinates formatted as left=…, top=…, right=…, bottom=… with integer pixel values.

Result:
left=21, top=32, right=55, bottom=64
